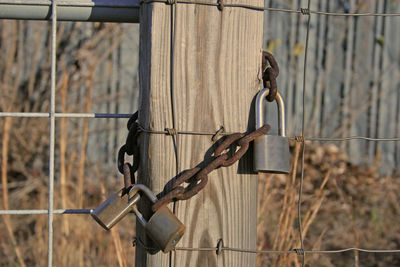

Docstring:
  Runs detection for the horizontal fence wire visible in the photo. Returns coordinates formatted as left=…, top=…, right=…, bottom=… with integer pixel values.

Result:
left=138, top=0, right=400, bottom=16
left=305, top=136, right=400, bottom=142
left=0, top=112, right=133, bottom=118
left=0, top=1, right=400, bottom=266
left=1, top=0, right=400, bottom=17
left=1, top=113, right=398, bottom=140
left=0, top=209, right=92, bottom=215
left=174, top=247, right=400, bottom=254
left=0, top=0, right=141, bottom=8
left=133, top=237, right=400, bottom=255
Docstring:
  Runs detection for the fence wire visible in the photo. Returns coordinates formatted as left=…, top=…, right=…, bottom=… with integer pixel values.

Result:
left=297, top=0, right=312, bottom=264
left=47, top=0, right=57, bottom=265
left=0, top=1, right=399, bottom=267
left=142, top=0, right=400, bottom=16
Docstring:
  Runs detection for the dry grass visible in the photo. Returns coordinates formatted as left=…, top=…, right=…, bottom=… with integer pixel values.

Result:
left=0, top=123, right=400, bottom=266
left=0, top=20, right=135, bottom=266
left=2, top=130, right=399, bottom=266
left=256, top=141, right=400, bottom=266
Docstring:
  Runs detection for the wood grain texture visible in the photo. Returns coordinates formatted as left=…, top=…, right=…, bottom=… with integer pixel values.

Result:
left=137, top=1, right=263, bottom=266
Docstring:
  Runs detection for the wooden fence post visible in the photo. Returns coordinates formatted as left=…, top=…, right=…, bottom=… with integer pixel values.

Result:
left=137, top=1, right=264, bottom=266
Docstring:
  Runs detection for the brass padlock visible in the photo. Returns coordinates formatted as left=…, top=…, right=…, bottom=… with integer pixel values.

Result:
left=254, top=88, right=290, bottom=174
left=91, top=189, right=140, bottom=230
left=129, top=184, right=186, bottom=253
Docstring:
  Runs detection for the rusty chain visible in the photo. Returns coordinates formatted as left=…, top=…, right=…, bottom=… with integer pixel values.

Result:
left=152, top=124, right=269, bottom=212
left=117, top=112, right=270, bottom=212
left=116, top=53, right=278, bottom=211
left=118, top=111, right=140, bottom=195
left=262, top=51, right=279, bottom=102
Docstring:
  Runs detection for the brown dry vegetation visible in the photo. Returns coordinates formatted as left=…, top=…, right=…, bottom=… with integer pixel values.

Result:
left=2, top=133, right=400, bottom=266
left=0, top=20, right=136, bottom=267
left=257, top=142, right=400, bottom=267
left=1, top=20, right=399, bottom=267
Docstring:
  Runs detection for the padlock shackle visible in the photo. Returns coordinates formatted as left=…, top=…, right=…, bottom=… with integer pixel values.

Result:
left=132, top=205, right=147, bottom=226
left=128, top=184, right=159, bottom=226
left=255, top=88, right=286, bottom=137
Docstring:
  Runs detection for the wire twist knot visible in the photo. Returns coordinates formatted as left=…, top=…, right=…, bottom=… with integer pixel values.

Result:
left=217, top=0, right=224, bottom=11
left=212, top=126, right=225, bottom=142
left=300, top=8, right=310, bottom=15
left=216, top=239, right=224, bottom=255
left=165, top=128, right=178, bottom=136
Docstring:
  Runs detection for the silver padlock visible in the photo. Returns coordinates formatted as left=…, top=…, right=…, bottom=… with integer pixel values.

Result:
left=129, top=184, right=186, bottom=253
left=254, top=88, right=290, bottom=174
left=91, top=189, right=140, bottom=230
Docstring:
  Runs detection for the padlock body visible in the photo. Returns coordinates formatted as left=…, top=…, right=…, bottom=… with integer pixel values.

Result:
left=254, top=135, right=290, bottom=174
left=91, top=189, right=137, bottom=230
left=144, top=206, right=185, bottom=253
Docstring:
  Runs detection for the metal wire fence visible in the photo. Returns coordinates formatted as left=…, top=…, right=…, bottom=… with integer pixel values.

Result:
left=0, top=0, right=399, bottom=267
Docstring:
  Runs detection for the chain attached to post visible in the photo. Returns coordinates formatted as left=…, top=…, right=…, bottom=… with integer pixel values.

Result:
left=262, top=51, right=279, bottom=102
left=217, top=0, right=224, bottom=11
left=117, top=111, right=140, bottom=191
left=118, top=112, right=270, bottom=212
left=152, top=124, right=270, bottom=211
left=114, top=51, right=281, bottom=210
left=105, top=51, right=281, bottom=252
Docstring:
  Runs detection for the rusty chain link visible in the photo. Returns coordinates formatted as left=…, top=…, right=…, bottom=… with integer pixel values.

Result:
left=118, top=51, right=277, bottom=211
left=118, top=111, right=140, bottom=195
left=262, top=51, right=279, bottom=102
left=117, top=112, right=270, bottom=212
left=151, top=124, right=270, bottom=212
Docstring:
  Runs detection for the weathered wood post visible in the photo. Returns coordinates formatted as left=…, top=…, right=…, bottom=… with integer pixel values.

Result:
left=137, top=1, right=264, bottom=266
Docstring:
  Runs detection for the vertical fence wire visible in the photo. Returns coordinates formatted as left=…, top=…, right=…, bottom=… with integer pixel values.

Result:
left=298, top=0, right=312, bottom=265
left=47, top=0, right=57, bottom=266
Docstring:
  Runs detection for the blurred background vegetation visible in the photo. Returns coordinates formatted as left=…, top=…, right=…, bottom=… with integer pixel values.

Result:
left=0, top=0, right=399, bottom=266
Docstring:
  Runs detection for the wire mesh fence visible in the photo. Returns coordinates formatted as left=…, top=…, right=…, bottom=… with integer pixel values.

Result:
left=0, top=0, right=399, bottom=266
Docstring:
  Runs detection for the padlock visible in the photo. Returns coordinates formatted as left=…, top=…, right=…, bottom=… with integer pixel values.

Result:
left=129, top=184, right=185, bottom=253
left=91, top=189, right=140, bottom=230
left=254, top=88, right=290, bottom=173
